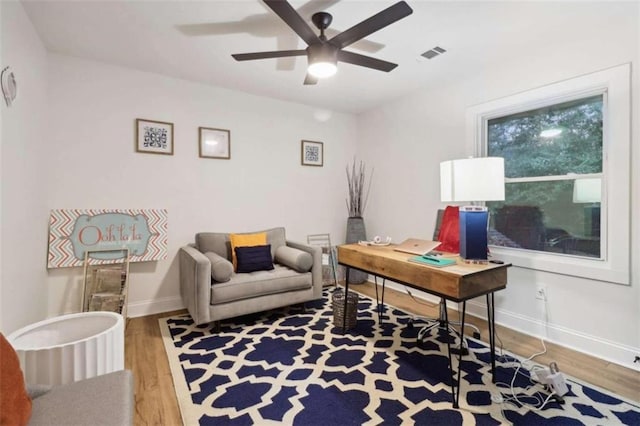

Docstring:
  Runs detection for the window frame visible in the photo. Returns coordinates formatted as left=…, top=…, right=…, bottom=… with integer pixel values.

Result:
left=465, top=64, right=630, bottom=285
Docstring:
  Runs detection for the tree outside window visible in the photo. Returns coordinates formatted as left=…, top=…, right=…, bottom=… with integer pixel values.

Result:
left=486, top=95, right=603, bottom=259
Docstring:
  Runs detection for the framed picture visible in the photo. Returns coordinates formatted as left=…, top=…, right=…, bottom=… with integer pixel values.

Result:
left=199, top=127, right=231, bottom=159
left=301, top=140, right=323, bottom=167
left=136, top=119, right=174, bottom=155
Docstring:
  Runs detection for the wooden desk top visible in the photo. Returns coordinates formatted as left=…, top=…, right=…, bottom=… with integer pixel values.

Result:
left=337, top=244, right=510, bottom=302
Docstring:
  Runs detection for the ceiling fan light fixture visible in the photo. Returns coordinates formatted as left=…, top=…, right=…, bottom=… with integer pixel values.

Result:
left=308, top=61, right=337, bottom=78
left=307, top=44, right=337, bottom=78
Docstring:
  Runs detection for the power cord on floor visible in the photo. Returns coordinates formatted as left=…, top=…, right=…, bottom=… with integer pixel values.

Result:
left=493, top=337, right=560, bottom=419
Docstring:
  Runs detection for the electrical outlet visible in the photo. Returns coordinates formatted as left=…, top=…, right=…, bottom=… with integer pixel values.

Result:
left=535, top=286, right=547, bottom=301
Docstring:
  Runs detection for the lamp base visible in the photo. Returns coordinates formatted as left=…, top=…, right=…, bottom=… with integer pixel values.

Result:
left=459, top=207, right=489, bottom=260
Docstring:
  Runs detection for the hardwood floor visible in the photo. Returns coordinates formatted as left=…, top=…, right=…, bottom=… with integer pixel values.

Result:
left=125, top=310, right=184, bottom=425
left=125, top=283, right=640, bottom=425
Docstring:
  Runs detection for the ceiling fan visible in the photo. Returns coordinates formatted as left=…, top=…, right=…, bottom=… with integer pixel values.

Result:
left=232, top=0, right=413, bottom=85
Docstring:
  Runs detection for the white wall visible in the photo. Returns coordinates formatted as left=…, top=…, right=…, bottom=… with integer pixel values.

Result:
left=1, top=1, right=49, bottom=333
left=358, top=2, right=639, bottom=370
left=43, top=54, right=357, bottom=318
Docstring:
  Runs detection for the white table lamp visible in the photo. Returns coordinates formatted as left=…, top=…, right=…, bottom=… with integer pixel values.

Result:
left=440, top=157, right=505, bottom=260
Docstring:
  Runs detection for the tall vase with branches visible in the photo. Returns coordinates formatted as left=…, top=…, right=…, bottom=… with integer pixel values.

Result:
left=346, top=159, right=373, bottom=218
left=345, top=159, right=373, bottom=284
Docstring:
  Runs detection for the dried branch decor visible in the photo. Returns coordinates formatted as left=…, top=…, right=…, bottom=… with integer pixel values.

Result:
left=346, top=159, right=373, bottom=218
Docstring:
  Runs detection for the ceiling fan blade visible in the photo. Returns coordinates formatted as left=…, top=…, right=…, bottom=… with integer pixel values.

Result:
left=337, top=50, right=397, bottom=72
left=324, top=28, right=385, bottom=53
left=263, top=0, right=320, bottom=46
left=232, top=50, right=307, bottom=61
left=328, top=1, right=413, bottom=49
left=303, top=74, right=318, bottom=85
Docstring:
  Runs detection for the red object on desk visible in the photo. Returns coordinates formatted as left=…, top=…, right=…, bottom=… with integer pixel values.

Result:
left=437, top=205, right=460, bottom=253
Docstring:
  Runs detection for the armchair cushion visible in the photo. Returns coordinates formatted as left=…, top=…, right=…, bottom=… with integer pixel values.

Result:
left=230, top=232, right=267, bottom=270
left=203, top=252, right=233, bottom=283
left=235, top=245, right=274, bottom=273
left=275, top=246, right=313, bottom=273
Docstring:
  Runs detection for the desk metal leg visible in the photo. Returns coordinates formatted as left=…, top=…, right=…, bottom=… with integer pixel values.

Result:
left=381, top=278, right=386, bottom=322
left=486, top=292, right=496, bottom=382
left=374, top=276, right=386, bottom=324
left=374, top=275, right=379, bottom=313
left=443, top=300, right=466, bottom=409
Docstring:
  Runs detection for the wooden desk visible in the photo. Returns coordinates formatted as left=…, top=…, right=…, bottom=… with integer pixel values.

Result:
left=337, top=243, right=510, bottom=408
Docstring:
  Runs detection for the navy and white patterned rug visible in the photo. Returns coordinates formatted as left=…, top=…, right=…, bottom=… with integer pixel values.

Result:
left=159, top=289, right=640, bottom=425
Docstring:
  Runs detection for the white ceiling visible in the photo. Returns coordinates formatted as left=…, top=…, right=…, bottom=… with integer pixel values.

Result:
left=21, top=0, right=623, bottom=114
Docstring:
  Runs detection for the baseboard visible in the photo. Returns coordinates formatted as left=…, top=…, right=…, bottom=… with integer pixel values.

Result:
left=127, top=296, right=184, bottom=318
left=379, top=280, right=640, bottom=372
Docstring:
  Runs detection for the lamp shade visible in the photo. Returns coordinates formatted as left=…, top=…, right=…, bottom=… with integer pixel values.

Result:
left=440, top=157, right=505, bottom=202
left=573, top=178, right=601, bottom=203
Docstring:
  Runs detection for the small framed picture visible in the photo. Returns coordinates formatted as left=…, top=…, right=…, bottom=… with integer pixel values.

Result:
left=199, top=127, right=231, bottom=159
left=301, top=140, right=323, bottom=167
left=136, top=119, right=174, bottom=155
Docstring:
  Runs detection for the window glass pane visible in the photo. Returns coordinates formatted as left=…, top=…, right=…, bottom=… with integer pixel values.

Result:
left=488, top=95, right=603, bottom=178
left=488, top=181, right=600, bottom=258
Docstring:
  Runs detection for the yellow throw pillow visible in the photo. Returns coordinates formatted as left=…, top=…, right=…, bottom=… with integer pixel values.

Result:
left=229, top=232, right=267, bottom=271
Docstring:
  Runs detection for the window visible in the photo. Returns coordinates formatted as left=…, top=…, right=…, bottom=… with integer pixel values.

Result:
left=487, top=95, right=603, bottom=259
left=466, top=64, right=630, bottom=285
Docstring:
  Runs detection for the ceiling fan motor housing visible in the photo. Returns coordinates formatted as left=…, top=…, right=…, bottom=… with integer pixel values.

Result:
left=311, top=12, right=333, bottom=32
left=306, top=43, right=338, bottom=66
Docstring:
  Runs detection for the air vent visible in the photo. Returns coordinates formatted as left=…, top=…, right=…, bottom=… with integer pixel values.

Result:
left=421, top=46, right=447, bottom=60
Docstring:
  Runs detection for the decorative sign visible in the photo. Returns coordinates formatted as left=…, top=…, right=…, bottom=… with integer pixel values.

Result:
left=47, top=209, right=168, bottom=268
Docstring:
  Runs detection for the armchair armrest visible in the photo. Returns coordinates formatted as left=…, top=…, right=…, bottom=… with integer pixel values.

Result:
left=179, top=246, right=212, bottom=325
left=286, top=240, right=322, bottom=299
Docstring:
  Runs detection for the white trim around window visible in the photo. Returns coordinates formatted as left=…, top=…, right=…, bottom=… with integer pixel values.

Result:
left=465, top=63, right=631, bottom=285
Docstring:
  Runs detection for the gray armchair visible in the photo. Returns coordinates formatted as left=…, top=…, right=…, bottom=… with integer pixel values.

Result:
left=179, top=227, right=323, bottom=326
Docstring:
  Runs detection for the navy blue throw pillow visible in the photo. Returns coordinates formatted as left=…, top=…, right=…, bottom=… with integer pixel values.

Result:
left=235, top=245, right=274, bottom=273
